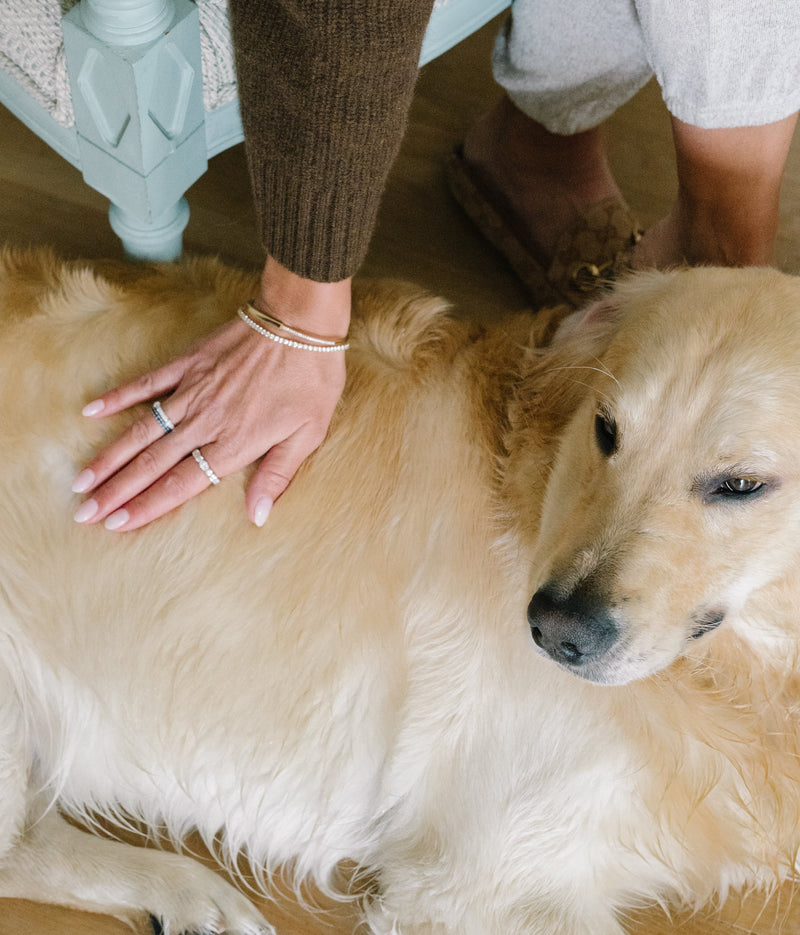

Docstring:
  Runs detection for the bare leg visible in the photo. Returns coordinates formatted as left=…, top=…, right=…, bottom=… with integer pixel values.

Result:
left=631, top=112, right=799, bottom=268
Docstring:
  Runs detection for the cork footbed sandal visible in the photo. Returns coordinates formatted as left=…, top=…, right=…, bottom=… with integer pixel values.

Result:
left=446, top=145, right=643, bottom=309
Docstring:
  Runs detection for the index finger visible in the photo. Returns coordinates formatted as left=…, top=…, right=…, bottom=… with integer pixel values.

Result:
left=82, top=357, right=187, bottom=419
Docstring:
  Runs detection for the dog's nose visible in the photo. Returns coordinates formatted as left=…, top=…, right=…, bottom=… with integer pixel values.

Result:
left=527, top=585, right=618, bottom=669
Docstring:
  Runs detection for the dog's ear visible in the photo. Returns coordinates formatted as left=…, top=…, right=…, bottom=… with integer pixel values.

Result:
left=514, top=293, right=622, bottom=355
left=503, top=293, right=622, bottom=452
left=524, top=303, right=575, bottom=348
left=549, top=293, right=623, bottom=349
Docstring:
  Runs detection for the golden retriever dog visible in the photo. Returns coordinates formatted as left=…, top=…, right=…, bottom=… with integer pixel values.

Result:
left=0, top=247, right=799, bottom=935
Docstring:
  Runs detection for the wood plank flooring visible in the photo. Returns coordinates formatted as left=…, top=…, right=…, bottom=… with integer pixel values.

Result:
left=1, top=14, right=800, bottom=934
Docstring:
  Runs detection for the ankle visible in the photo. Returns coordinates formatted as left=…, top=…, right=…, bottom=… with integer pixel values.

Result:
left=468, top=97, right=619, bottom=197
left=462, top=96, right=623, bottom=256
left=630, top=197, right=779, bottom=271
left=675, top=192, right=778, bottom=266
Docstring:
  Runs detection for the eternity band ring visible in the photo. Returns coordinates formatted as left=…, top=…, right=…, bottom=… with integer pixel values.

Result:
left=151, top=400, right=175, bottom=434
left=191, top=447, right=220, bottom=486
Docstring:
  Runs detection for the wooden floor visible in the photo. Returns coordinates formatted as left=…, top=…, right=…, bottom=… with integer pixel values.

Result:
left=2, top=14, right=800, bottom=935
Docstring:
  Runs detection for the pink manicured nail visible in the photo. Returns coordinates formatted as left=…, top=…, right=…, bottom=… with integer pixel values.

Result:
left=71, top=468, right=95, bottom=494
left=73, top=498, right=99, bottom=524
left=82, top=399, right=105, bottom=417
left=104, top=509, right=130, bottom=531
left=253, top=497, right=273, bottom=528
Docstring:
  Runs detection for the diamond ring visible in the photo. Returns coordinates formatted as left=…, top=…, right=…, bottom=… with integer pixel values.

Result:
left=191, top=448, right=220, bottom=485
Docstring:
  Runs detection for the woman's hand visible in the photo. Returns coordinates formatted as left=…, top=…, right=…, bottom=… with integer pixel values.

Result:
left=72, top=257, right=351, bottom=531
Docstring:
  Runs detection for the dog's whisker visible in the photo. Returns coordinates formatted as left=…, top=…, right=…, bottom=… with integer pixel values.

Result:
left=544, top=375, right=616, bottom=409
left=543, top=363, right=617, bottom=384
left=540, top=368, right=619, bottom=409
left=587, top=352, right=621, bottom=388
left=543, top=354, right=620, bottom=385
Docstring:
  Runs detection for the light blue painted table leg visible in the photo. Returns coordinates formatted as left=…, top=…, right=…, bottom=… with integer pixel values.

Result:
left=62, top=0, right=207, bottom=261
left=109, top=197, right=190, bottom=260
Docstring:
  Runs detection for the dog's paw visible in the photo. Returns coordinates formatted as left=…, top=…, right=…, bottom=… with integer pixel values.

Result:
left=148, top=906, right=272, bottom=935
left=135, top=859, right=273, bottom=935
left=144, top=895, right=271, bottom=935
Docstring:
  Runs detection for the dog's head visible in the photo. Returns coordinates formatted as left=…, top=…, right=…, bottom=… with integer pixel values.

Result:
left=521, top=267, right=800, bottom=685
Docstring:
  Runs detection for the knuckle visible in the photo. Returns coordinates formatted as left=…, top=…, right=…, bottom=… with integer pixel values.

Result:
left=161, top=470, right=197, bottom=500
left=261, top=461, right=298, bottom=493
left=128, top=418, right=154, bottom=448
left=209, top=439, right=236, bottom=467
left=134, top=445, right=162, bottom=479
left=136, top=371, right=158, bottom=398
left=265, top=467, right=293, bottom=487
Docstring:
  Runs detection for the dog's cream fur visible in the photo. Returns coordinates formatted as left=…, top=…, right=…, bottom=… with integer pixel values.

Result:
left=0, top=249, right=799, bottom=934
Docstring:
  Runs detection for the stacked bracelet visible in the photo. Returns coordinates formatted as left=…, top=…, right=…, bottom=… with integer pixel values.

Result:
left=238, top=306, right=349, bottom=352
left=243, top=301, right=348, bottom=348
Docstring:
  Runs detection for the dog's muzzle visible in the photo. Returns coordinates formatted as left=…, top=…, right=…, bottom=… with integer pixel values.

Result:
left=527, top=583, right=618, bottom=671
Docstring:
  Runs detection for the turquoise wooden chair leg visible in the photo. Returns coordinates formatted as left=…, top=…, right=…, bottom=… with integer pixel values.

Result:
left=109, top=197, right=190, bottom=262
left=62, top=0, right=207, bottom=261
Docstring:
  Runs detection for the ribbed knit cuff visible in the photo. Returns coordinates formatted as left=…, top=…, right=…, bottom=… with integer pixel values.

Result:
left=250, top=161, right=386, bottom=284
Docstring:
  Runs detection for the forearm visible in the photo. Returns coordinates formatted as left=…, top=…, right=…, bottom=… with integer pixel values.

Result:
left=229, top=0, right=436, bottom=283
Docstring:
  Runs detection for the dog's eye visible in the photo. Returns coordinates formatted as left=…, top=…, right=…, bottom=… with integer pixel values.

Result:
left=594, top=412, right=618, bottom=457
left=714, top=477, right=764, bottom=497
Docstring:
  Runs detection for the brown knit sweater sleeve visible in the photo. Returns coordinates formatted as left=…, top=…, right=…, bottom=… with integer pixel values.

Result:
left=228, top=0, right=436, bottom=283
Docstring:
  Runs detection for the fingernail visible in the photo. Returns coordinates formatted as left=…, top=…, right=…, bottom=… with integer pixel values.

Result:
left=104, top=509, right=130, bottom=531
left=71, top=468, right=95, bottom=494
left=82, top=399, right=105, bottom=417
left=253, top=497, right=273, bottom=527
left=73, top=498, right=99, bottom=524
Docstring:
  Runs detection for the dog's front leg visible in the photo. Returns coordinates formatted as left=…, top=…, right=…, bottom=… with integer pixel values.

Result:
left=0, top=805, right=272, bottom=934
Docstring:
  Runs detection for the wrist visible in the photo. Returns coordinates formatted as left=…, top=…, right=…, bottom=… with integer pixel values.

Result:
left=257, top=255, right=351, bottom=340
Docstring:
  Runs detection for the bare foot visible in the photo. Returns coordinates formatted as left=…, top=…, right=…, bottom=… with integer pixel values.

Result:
left=626, top=215, right=684, bottom=270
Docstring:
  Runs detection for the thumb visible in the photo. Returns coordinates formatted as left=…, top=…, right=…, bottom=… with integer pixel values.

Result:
left=245, top=437, right=314, bottom=527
